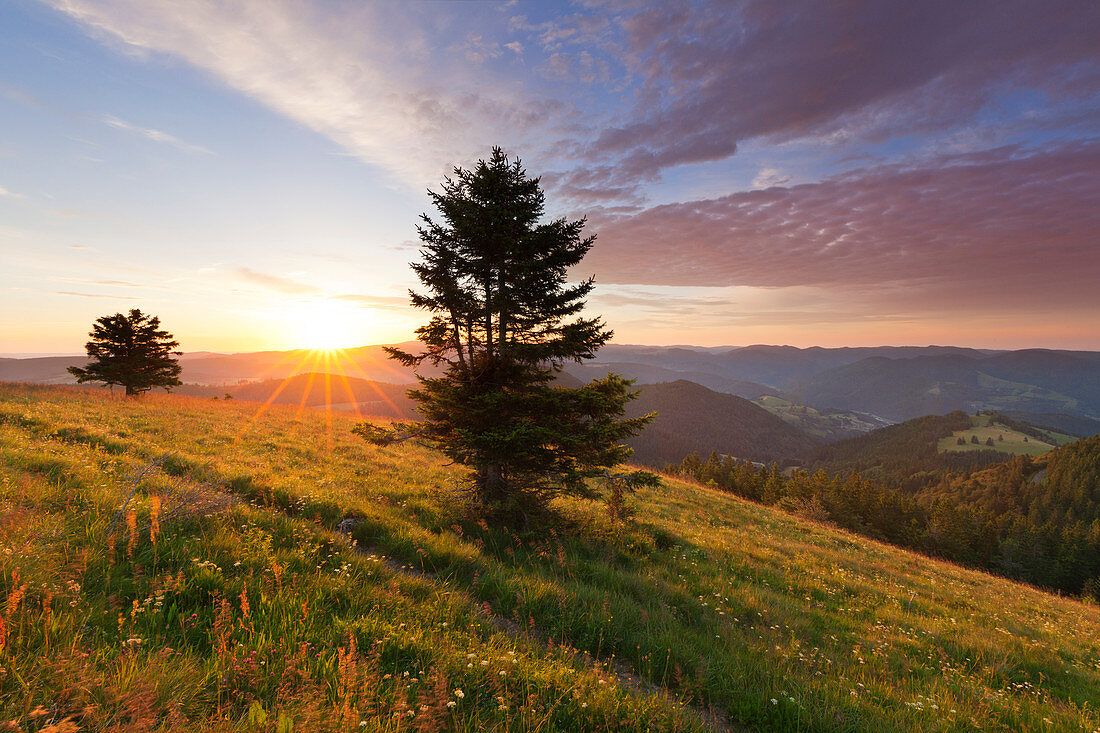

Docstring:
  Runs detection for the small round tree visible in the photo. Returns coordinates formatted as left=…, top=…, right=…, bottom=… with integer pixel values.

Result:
left=355, top=148, right=653, bottom=519
left=68, top=309, right=182, bottom=396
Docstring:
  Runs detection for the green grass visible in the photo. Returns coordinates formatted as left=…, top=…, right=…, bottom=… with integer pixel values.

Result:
left=2, top=383, right=1099, bottom=732
left=937, top=414, right=1064, bottom=456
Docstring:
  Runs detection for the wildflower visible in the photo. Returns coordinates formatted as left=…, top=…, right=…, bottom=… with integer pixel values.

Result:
left=770, top=698, right=777, bottom=705
left=447, top=702, right=456, bottom=708
left=126, top=509, right=137, bottom=557
left=149, top=495, right=161, bottom=544
left=454, top=689, right=465, bottom=699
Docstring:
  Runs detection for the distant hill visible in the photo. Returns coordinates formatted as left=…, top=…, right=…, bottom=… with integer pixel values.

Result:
left=0, top=345, right=428, bottom=386
left=797, top=353, right=1100, bottom=422
left=1001, top=410, right=1100, bottom=438
left=213, top=373, right=417, bottom=419
left=752, top=395, right=892, bottom=442
left=622, top=380, right=820, bottom=467
left=809, top=411, right=1024, bottom=488
left=928, top=434, right=1100, bottom=528
left=564, top=361, right=773, bottom=399
left=5, top=343, right=1099, bottom=427
left=593, top=343, right=995, bottom=390
left=0, top=355, right=83, bottom=384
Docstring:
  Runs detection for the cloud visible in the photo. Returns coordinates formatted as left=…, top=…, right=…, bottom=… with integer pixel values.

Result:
left=228, top=270, right=408, bottom=310
left=330, top=293, right=410, bottom=311
left=103, top=115, right=212, bottom=154
left=49, top=0, right=577, bottom=187
left=586, top=0, right=1100, bottom=182
left=50, top=275, right=149, bottom=288
left=49, top=0, right=1098, bottom=205
left=91, top=280, right=135, bottom=286
left=232, top=267, right=317, bottom=295
left=56, top=290, right=137, bottom=299
left=585, top=142, right=1100, bottom=313
left=0, top=185, right=26, bottom=200
left=751, top=168, right=790, bottom=190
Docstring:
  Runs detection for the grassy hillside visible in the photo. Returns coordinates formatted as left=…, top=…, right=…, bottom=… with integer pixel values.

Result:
left=2, top=384, right=1099, bottom=731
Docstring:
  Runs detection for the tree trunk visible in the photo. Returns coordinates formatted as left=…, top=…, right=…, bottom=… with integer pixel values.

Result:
left=478, top=463, right=506, bottom=503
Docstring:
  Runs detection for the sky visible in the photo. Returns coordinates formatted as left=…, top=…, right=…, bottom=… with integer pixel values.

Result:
left=1, top=0, right=1098, bottom=354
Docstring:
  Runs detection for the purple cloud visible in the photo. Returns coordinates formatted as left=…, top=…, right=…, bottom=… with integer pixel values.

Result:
left=585, top=142, right=1100, bottom=311
left=585, top=0, right=1100, bottom=181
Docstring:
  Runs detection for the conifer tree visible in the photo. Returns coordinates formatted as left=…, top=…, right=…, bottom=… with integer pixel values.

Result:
left=68, top=309, right=182, bottom=396
left=355, top=148, right=652, bottom=517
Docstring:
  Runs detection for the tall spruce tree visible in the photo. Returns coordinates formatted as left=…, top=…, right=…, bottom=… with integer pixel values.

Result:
left=68, top=309, right=182, bottom=396
left=356, top=148, right=652, bottom=517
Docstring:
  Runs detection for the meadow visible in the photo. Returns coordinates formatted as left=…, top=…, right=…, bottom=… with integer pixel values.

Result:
left=1, top=383, right=1099, bottom=731
left=936, top=414, right=1072, bottom=456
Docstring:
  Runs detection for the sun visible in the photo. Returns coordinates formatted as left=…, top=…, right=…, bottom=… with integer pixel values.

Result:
left=280, top=298, right=365, bottom=351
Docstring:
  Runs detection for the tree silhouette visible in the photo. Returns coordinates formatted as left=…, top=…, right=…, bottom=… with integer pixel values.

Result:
left=355, top=148, right=652, bottom=518
left=68, top=309, right=182, bottom=396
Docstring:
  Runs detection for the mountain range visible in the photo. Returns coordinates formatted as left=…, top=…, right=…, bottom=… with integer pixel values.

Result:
left=5, top=344, right=1099, bottom=450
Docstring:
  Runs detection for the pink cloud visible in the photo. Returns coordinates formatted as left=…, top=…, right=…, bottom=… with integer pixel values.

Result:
left=587, top=1, right=1100, bottom=180
left=585, top=143, right=1100, bottom=312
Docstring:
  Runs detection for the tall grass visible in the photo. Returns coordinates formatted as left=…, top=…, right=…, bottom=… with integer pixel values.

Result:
left=1, top=383, right=1098, bottom=731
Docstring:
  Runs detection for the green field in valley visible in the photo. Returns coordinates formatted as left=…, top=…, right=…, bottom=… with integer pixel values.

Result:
left=937, top=413, right=1075, bottom=457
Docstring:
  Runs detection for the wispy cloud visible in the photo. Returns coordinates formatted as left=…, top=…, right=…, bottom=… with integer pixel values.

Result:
left=229, top=268, right=411, bottom=313
left=232, top=268, right=317, bottom=295
left=103, top=114, right=212, bottom=154
left=587, top=141, right=1100, bottom=313
left=0, top=185, right=27, bottom=200
left=750, top=168, right=790, bottom=190
left=56, top=290, right=137, bottom=299
left=330, top=293, right=410, bottom=311
left=49, top=0, right=573, bottom=187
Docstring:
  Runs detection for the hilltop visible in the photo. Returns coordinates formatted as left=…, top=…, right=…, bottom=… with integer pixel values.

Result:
left=2, top=383, right=1098, bottom=731
left=622, top=381, right=820, bottom=467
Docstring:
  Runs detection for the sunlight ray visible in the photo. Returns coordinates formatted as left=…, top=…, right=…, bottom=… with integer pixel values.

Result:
left=327, top=347, right=410, bottom=420
left=235, top=348, right=320, bottom=440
